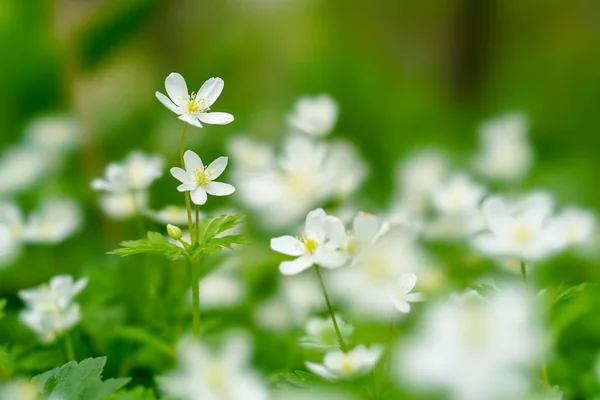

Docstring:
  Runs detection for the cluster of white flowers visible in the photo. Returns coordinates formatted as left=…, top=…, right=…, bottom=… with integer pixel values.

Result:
left=0, top=198, right=82, bottom=269
left=18, top=275, right=88, bottom=343
left=230, top=95, right=367, bottom=228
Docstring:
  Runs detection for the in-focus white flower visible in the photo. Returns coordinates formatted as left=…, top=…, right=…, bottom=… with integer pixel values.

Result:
left=288, top=95, right=338, bottom=137
left=92, top=151, right=164, bottom=193
left=550, top=206, right=596, bottom=248
left=306, top=344, right=383, bottom=381
left=472, top=113, right=532, bottom=182
left=391, top=273, right=423, bottom=313
left=395, top=286, right=544, bottom=400
left=170, top=150, right=235, bottom=205
left=99, top=192, right=148, bottom=220
left=19, top=275, right=88, bottom=343
left=156, top=73, right=234, bottom=128
left=0, top=145, right=51, bottom=196
left=473, top=193, right=563, bottom=261
left=160, top=334, right=268, bottom=400
left=199, top=273, right=246, bottom=310
left=146, top=205, right=193, bottom=225
left=299, top=315, right=354, bottom=351
left=271, top=209, right=349, bottom=275
left=22, top=198, right=82, bottom=244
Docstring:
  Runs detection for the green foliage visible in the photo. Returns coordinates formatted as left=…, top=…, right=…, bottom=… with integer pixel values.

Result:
left=109, top=214, right=248, bottom=261
left=276, top=370, right=323, bottom=389
left=31, top=357, right=130, bottom=400
left=106, top=386, right=158, bottom=400
left=0, top=299, right=5, bottom=319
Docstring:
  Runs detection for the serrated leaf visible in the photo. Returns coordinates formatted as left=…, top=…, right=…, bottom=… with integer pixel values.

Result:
left=32, top=357, right=130, bottom=400
left=109, top=232, right=184, bottom=260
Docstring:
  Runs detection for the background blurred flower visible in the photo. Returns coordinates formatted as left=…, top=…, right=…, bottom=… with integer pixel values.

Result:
left=306, top=344, right=383, bottom=381
left=287, top=95, right=338, bottom=137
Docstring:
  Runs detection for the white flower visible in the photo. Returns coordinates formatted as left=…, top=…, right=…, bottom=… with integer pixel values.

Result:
left=0, top=145, right=51, bottom=196
left=227, top=136, right=276, bottom=171
left=24, top=115, right=81, bottom=155
left=170, top=150, right=235, bottom=205
left=18, top=275, right=88, bottom=343
left=473, top=113, right=532, bottom=181
left=473, top=193, right=564, bottom=261
left=271, top=209, right=349, bottom=275
left=146, top=205, right=193, bottom=225
left=156, top=73, right=234, bottom=128
left=550, top=206, right=596, bottom=247
left=395, top=286, right=544, bottom=400
left=306, top=344, right=383, bottom=381
left=323, top=140, right=368, bottom=199
left=22, top=198, right=82, bottom=244
left=288, top=95, right=338, bottom=137
left=391, top=273, right=423, bottom=313
left=0, top=380, right=40, bottom=400
left=199, top=273, right=246, bottom=310
left=160, top=334, right=268, bottom=400
left=299, top=315, right=354, bottom=351
left=0, top=202, right=24, bottom=267
left=0, top=225, right=20, bottom=268
left=92, top=151, right=164, bottom=193
left=431, top=173, right=485, bottom=215
left=99, top=192, right=148, bottom=220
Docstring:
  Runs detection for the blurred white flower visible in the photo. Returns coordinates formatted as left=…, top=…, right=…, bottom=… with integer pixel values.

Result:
left=271, top=208, right=349, bottom=275
left=340, top=212, right=388, bottom=257
left=22, top=198, right=82, bottom=244
left=306, top=344, right=383, bottom=381
left=473, top=193, right=564, bottom=261
left=0, top=380, right=40, bottom=400
left=0, top=145, right=51, bottom=196
left=473, top=113, right=533, bottom=182
left=288, top=95, right=338, bottom=137
left=99, top=192, right=148, bottom=220
left=160, top=334, right=268, bottom=400
left=92, top=151, right=164, bottom=193
left=299, top=314, right=354, bottom=351
left=0, top=202, right=25, bottom=266
left=395, top=286, right=544, bottom=400
left=146, top=205, right=193, bottom=225
left=550, top=206, right=596, bottom=248
left=0, top=224, right=20, bottom=268
left=19, top=275, right=88, bottom=343
left=24, top=115, right=81, bottom=155
left=391, top=273, right=423, bottom=313
left=431, top=173, right=485, bottom=215
left=199, top=273, right=246, bottom=310
left=227, top=136, right=276, bottom=171
left=156, top=73, right=234, bottom=128
left=324, top=140, right=368, bottom=199
left=170, top=150, right=235, bottom=206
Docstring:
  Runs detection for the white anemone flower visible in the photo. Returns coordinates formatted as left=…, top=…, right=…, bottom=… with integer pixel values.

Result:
left=156, top=73, right=234, bottom=128
left=0, top=380, right=40, bottom=400
left=0, top=145, right=51, bottom=196
left=306, top=344, right=384, bottom=381
left=473, top=193, right=564, bottom=261
left=431, top=173, right=485, bottom=215
left=199, top=273, right=246, bottom=310
left=391, top=273, right=423, bottom=313
left=18, top=275, right=88, bottom=343
left=270, top=208, right=349, bottom=275
left=170, top=150, right=235, bottom=205
left=550, top=206, right=596, bottom=248
left=92, top=151, right=164, bottom=193
left=160, top=334, right=268, bottom=400
left=299, top=315, right=354, bottom=351
left=0, top=202, right=24, bottom=266
left=146, top=205, right=193, bottom=225
left=24, top=115, right=81, bottom=155
left=99, top=192, right=148, bottom=220
left=22, top=198, right=82, bottom=244
left=288, top=94, right=338, bottom=137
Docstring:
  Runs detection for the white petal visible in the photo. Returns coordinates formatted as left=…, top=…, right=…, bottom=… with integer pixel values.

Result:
left=396, top=273, right=417, bottom=293
left=482, top=197, right=511, bottom=235
left=165, top=73, right=188, bottom=107
left=473, top=232, right=512, bottom=256
left=207, top=157, right=228, bottom=179
left=178, top=113, right=203, bottom=128
left=184, top=150, right=203, bottom=171
left=353, top=212, right=380, bottom=245
left=314, top=247, right=349, bottom=268
left=170, top=167, right=192, bottom=184
left=197, top=77, right=224, bottom=108
left=305, top=208, right=327, bottom=239
left=393, top=299, right=411, bottom=313
left=155, top=92, right=183, bottom=114
left=205, top=182, right=235, bottom=196
left=326, top=216, right=347, bottom=246
left=271, top=236, right=304, bottom=256
left=305, top=362, right=337, bottom=381
left=190, top=187, right=207, bottom=205
left=177, top=182, right=197, bottom=192
left=279, top=256, right=313, bottom=275
left=198, top=112, right=234, bottom=125
left=519, top=193, right=553, bottom=226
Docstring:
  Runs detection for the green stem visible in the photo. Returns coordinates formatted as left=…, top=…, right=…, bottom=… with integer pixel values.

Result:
left=64, top=332, right=75, bottom=361
left=179, top=123, right=195, bottom=243
left=313, top=266, right=348, bottom=352
left=188, top=256, right=201, bottom=338
left=195, top=205, right=200, bottom=244
left=520, top=260, right=527, bottom=282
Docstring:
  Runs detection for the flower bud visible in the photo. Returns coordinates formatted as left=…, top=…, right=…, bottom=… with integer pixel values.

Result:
left=167, top=224, right=182, bottom=240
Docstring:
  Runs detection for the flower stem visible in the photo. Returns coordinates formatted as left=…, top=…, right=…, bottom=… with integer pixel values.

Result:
left=520, top=260, right=527, bottom=282
left=188, top=256, right=201, bottom=338
left=179, top=123, right=195, bottom=243
left=195, top=205, right=200, bottom=244
left=313, top=266, right=348, bottom=352
left=64, top=332, right=75, bottom=361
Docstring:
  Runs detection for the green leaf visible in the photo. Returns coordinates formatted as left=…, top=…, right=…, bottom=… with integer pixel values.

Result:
left=276, top=370, right=323, bottom=389
left=112, top=326, right=174, bottom=357
left=109, top=231, right=184, bottom=260
left=553, top=283, right=588, bottom=305
left=0, top=299, right=6, bottom=319
left=32, top=357, right=130, bottom=400
left=0, top=345, right=12, bottom=379
left=106, top=386, right=158, bottom=400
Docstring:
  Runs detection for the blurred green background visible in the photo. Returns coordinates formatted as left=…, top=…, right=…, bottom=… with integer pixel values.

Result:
left=2, top=0, right=600, bottom=397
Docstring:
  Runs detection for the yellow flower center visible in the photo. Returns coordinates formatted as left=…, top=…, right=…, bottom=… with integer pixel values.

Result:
left=304, top=238, right=318, bottom=253
left=340, top=357, right=355, bottom=375
left=185, top=93, right=206, bottom=114
left=512, top=224, right=534, bottom=245
left=194, top=168, right=212, bottom=186
left=187, top=101, right=200, bottom=113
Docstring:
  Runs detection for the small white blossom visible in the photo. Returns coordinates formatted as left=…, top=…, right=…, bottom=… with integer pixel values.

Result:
left=270, top=208, right=349, bottom=275
left=473, top=113, right=533, bottom=182
left=391, top=273, right=423, bottom=313
left=22, top=198, right=82, bottom=244
left=306, top=344, right=383, bottom=381
left=551, top=206, right=596, bottom=248
left=431, top=173, right=485, bottom=215
left=146, top=205, right=193, bottom=225
left=227, top=136, right=276, bottom=171
left=24, top=115, right=81, bottom=155
left=156, top=73, right=234, bottom=128
left=170, top=150, right=235, bottom=205
left=299, top=315, right=354, bottom=351
left=99, top=192, right=148, bottom=220
left=92, top=151, right=164, bottom=193
left=288, top=95, right=338, bottom=137
left=0, top=202, right=25, bottom=266
left=160, top=334, right=268, bottom=400
left=19, top=275, right=88, bottom=343
left=199, top=273, right=246, bottom=310
left=473, top=193, right=563, bottom=261
left=0, top=145, right=51, bottom=196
